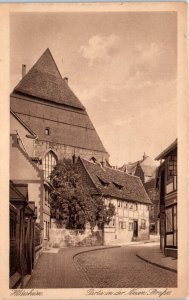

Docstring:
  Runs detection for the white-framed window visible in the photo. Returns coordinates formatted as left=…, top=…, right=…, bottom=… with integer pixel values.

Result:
left=118, top=200, right=122, bottom=208
left=44, top=186, right=51, bottom=206
left=141, top=219, right=146, bottom=229
left=45, top=127, right=50, bottom=135
left=119, top=221, right=126, bottom=229
left=129, top=222, right=133, bottom=231
left=43, top=151, right=57, bottom=179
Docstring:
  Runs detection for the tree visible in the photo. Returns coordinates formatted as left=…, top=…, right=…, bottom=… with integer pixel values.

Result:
left=50, top=159, right=115, bottom=230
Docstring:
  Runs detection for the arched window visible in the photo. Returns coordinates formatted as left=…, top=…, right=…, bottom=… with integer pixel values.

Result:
left=42, top=151, right=57, bottom=179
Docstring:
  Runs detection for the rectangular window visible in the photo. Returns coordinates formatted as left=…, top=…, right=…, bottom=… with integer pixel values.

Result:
left=165, top=205, right=177, bottom=247
left=141, top=219, right=146, bottom=229
left=167, top=155, right=177, bottom=192
left=167, top=155, right=177, bottom=178
left=129, top=222, right=133, bottom=231
left=118, top=200, right=122, bottom=208
left=119, top=221, right=126, bottom=229
left=165, top=207, right=173, bottom=233
left=166, top=234, right=174, bottom=246
left=45, top=188, right=48, bottom=203
left=45, top=128, right=50, bottom=135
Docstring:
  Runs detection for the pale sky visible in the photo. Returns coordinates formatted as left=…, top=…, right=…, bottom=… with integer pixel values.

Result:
left=10, top=12, right=177, bottom=166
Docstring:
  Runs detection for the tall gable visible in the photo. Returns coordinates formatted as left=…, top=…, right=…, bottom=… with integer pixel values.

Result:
left=121, top=155, right=157, bottom=179
left=13, top=48, right=84, bottom=110
left=11, top=49, right=109, bottom=157
left=140, top=156, right=157, bottom=178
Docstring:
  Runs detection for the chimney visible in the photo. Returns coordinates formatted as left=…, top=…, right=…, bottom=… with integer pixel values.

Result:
left=101, top=161, right=105, bottom=168
left=64, top=77, right=68, bottom=84
left=143, top=152, right=147, bottom=160
left=22, top=64, right=26, bottom=78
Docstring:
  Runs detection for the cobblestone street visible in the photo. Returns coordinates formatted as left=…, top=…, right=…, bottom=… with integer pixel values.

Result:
left=74, top=246, right=177, bottom=288
left=27, top=245, right=177, bottom=288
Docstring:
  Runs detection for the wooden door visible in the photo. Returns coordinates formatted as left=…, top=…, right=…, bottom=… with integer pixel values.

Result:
left=133, top=220, right=138, bottom=237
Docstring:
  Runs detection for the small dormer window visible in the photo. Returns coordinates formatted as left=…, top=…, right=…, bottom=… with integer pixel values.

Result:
left=90, top=157, right=97, bottom=163
left=113, top=182, right=124, bottom=190
left=97, top=176, right=109, bottom=187
left=45, top=128, right=50, bottom=135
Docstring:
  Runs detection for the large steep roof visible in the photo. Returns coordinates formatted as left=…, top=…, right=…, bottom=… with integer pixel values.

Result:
left=79, top=158, right=151, bottom=204
left=13, top=48, right=84, bottom=110
left=11, top=49, right=108, bottom=155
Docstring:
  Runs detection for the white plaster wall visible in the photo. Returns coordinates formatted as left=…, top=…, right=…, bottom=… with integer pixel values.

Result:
left=10, top=114, right=35, bottom=157
left=104, top=197, right=150, bottom=245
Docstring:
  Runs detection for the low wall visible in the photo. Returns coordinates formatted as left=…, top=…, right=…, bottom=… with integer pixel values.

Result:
left=49, top=227, right=103, bottom=247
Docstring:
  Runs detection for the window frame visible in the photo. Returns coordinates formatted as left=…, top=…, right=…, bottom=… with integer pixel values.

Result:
left=165, top=204, right=177, bottom=248
left=43, top=151, right=57, bottom=179
left=45, top=127, right=50, bottom=136
left=141, top=219, right=146, bottom=230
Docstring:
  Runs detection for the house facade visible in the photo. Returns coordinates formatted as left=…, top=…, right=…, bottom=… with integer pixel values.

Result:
left=10, top=133, right=45, bottom=287
left=10, top=111, right=51, bottom=243
left=77, top=158, right=152, bottom=245
left=156, top=140, right=177, bottom=258
left=144, top=178, right=159, bottom=234
left=120, top=154, right=159, bottom=234
left=10, top=182, right=37, bottom=288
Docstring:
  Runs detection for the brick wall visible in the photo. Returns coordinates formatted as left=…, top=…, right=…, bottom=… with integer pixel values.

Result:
left=34, top=139, right=108, bottom=163
left=11, top=95, right=109, bottom=163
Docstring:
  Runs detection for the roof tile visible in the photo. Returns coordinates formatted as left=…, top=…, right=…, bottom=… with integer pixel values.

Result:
left=13, top=48, right=84, bottom=110
left=79, top=158, right=151, bottom=204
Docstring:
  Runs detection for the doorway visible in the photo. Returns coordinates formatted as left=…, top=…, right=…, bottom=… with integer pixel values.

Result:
left=133, top=220, right=138, bottom=238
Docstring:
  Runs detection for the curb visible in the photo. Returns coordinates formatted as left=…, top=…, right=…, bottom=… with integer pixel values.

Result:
left=73, top=245, right=121, bottom=260
left=136, top=254, right=177, bottom=273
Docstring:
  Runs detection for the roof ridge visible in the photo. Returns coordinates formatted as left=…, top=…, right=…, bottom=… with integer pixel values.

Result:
left=43, top=48, right=63, bottom=79
left=81, top=158, right=142, bottom=179
left=105, top=165, right=140, bottom=178
left=13, top=48, right=85, bottom=110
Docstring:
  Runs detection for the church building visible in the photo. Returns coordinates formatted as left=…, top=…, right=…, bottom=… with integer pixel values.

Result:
left=10, top=48, right=109, bottom=183
left=10, top=48, right=109, bottom=249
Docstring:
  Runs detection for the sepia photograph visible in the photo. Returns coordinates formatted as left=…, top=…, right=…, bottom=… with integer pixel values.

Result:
left=0, top=2, right=188, bottom=299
